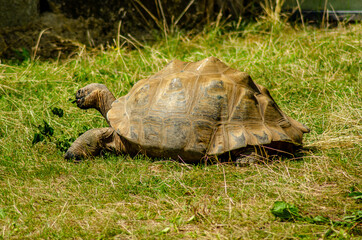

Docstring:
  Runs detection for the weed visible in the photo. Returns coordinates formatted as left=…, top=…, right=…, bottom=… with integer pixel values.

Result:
left=51, top=107, right=64, bottom=118
left=271, top=201, right=302, bottom=221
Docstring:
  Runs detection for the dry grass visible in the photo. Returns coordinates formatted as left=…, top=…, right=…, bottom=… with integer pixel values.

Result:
left=0, top=22, right=361, bottom=239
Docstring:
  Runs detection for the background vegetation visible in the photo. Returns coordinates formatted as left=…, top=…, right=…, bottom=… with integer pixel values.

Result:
left=0, top=9, right=361, bottom=240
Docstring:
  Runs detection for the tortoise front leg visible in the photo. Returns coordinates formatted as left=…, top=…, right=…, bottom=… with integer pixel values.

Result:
left=64, top=127, right=124, bottom=160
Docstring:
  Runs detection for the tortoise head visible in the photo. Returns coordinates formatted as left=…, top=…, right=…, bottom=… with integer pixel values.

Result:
left=75, top=83, right=116, bottom=121
left=75, top=83, right=107, bottom=109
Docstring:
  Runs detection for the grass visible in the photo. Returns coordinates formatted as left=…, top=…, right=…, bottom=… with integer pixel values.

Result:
left=0, top=21, right=361, bottom=239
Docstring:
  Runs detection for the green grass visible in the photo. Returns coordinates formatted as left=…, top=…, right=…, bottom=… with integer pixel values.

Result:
left=0, top=22, right=361, bottom=239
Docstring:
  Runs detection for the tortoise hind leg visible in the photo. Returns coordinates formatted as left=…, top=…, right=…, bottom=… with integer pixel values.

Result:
left=64, top=127, right=123, bottom=161
left=233, top=147, right=266, bottom=167
left=235, top=152, right=261, bottom=167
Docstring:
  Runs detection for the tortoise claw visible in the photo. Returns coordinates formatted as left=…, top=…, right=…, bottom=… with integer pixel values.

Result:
left=64, top=150, right=84, bottom=162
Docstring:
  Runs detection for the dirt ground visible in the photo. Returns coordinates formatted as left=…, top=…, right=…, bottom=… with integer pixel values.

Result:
left=0, top=12, right=117, bottom=60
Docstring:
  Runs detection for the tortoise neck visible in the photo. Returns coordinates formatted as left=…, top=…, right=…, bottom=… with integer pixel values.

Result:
left=96, top=89, right=116, bottom=123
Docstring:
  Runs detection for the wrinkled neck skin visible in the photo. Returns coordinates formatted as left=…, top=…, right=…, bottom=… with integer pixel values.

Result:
left=96, top=89, right=116, bottom=125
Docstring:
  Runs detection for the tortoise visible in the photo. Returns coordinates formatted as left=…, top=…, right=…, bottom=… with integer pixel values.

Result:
left=65, top=57, right=309, bottom=163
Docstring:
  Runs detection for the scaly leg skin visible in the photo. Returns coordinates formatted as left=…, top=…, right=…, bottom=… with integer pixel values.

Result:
left=64, top=127, right=122, bottom=161
left=235, top=152, right=261, bottom=167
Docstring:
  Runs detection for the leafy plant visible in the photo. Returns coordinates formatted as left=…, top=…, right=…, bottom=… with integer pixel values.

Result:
left=31, top=119, right=78, bottom=152
left=32, top=120, right=54, bottom=144
left=51, top=107, right=64, bottom=117
left=56, top=135, right=76, bottom=152
left=271, top=201, right=302, bottom=221
left=348, top=191, right=362, bottom=202
left=37, top=120, right=54, bottom=137
left=271, top=201, right=361, bottom=228
left=0, top=208, right=6, bottom=219
left=343, top=211, right=362, bottom=224
left=32, top=133, right=45, bottom=145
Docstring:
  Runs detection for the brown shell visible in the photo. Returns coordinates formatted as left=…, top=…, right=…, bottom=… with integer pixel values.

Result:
left=107, top=57, right=309, bottom=160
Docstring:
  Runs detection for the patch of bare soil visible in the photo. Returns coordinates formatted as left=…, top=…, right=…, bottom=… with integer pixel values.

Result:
left=0, top=12, right=114, bottom=60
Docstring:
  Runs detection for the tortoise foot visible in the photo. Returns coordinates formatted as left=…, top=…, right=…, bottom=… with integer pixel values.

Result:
left=64, top=150, right=85, bottom=162
left=235, top=152, right=261, bottom=167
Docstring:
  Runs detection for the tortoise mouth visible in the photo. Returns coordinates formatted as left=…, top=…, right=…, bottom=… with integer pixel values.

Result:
left=76, top=96, right=85, bottom=108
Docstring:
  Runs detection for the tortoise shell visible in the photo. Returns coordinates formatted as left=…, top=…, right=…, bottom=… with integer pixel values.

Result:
left=107, top=57, right=309, bottom=161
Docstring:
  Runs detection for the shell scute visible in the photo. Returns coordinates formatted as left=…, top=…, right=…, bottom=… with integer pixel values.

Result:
left=185, top=120, right=214, bottom=154
left=151, top=75, right=192, bottom=115
left=223, top=69, right=260, bottom=93
left=190, top=77, right=230, bottom=122
left=163, top=117, right=191, bottom=150
left=184, top=57, right=230, bottom=74
left=226, top=126, right=247, bottom=150
left=142, top=115, right=163, bottom=146
left=230, top=88, right=262, bottom=123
